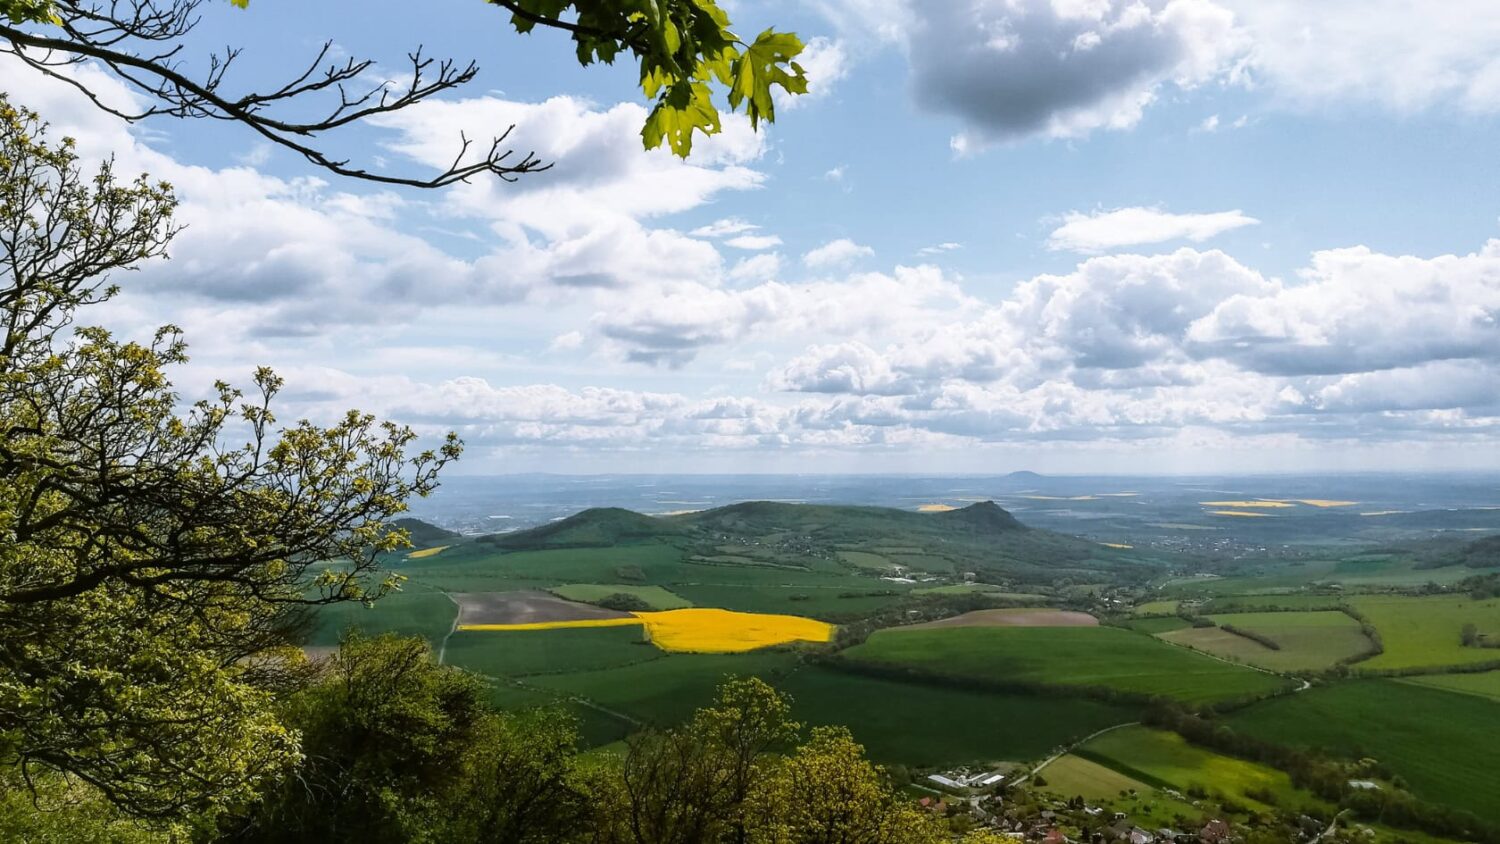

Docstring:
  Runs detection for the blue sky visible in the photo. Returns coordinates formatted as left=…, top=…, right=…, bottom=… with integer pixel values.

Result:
left=6, top=0, right=1500, bottom=474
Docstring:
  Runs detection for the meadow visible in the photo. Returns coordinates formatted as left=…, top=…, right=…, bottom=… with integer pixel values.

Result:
left=548, top=583, right=691, bottom=609
left=1228, top=680, right=1500, bottom=822
left=1080, top=726, right=1322, bottom=814
left=525, top=651, right=801, bottom=728
left=1160, top=610, right=1372, bottom=672
left=1401, top=670, right=1500, bottom=702
left=307, top=583, right=457, bottom=648
left=444, top=625, right=661, bottom=677
left=838, top=626, right=1292, bottom=704
left=1348, top=595, right=1500, bottom=670
left=775, top=667, right=1134, bottom=766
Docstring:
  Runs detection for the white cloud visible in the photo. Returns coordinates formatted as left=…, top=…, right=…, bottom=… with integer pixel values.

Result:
left=1196, top=114, right=1220, bottom=132
left=803, top=238, right=875, bottom=269
left=780, top=37, right=850, bottom=107
left=1047, top=207, right=1261, bottom=253
left=1224, top=0, right=1500, bottom=113
left=918, top=242, right=963, bottom=256
left=692, top=218, right=760, bottom=237
left=724, top=234, right=784, bottom=250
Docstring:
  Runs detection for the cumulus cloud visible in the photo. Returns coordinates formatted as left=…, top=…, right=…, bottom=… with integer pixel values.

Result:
left=908, top=0, right=1242, bottom=147
left=803, top=238, right=875, bottom=269
left=724, top=234, right=784, bottom=250
left=1224, top=0, right=1500, bottom=113
left=1046, top=207, right=1260, bottom=253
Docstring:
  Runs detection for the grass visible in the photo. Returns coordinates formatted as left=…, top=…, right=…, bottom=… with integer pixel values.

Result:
left=1081, top=726, right=1322, bottom=814
left=1160, top=611, right=1373, bottom=672
left=485, top=682, right=632, bottom=747
left=1228, top=680, right=1500, bottom=822
left=775, top=667, right=1134, bottom=766
left=1038, top=753, right=1154, bottom=800
left=912, top=584, right=1039, bottom=599
left=668, top=583, right=908, bottom=621
left=839, top=626, right=1291, bottom=704
left=527, top=652, right=800, bottom=728
left=307, top=584, right=457, bottom=648
left=1123, top=616, right=1192, bottom=634
left=1133, top=600, right=1181, bottom=615
left=444, top=625, right=662, bottom=677
left=837, top=550, right=894, bottom=571
left=1401, top=670, right=1500, bottom=702
left=1349, top=595, right=1500, bottom=670
left=548, top=583, right=691, bottom=610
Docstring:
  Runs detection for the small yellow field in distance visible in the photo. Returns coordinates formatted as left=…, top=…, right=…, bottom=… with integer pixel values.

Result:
left=407, top=545, right=450, bottom=559
left=1209, top=510, right=1275, bottom=518
left=917, top=503, right=956, bottom=512
left=1099, top=542, right=1133, bottom=549
left=1292, top=499, right=1359, bottom=508
left=1199, top=500, right=1296, bottom=508
left=458, top=609, right=834, bottom=654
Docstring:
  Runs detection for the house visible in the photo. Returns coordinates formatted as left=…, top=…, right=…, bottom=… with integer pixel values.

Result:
left=928, top=774, right=963, bottom=790
left=1199, top=819, right=1231, bottom=843
left=1129, top=828, right=1156, bottom=844
left=1348, top=780, right=1381, bottom=790
left=1042, top=829, right=1068, bottom=844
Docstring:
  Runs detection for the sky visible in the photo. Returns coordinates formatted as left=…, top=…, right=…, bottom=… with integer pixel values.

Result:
left=5, top=0, right=1500, bottom=475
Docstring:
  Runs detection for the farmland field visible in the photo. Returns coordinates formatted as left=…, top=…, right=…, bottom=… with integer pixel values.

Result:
left=904, top=608, right=1097, bottom=628
left=668, top=583, right=908, bottom=620
left=1347, top=595, right=1500, bottom=670
left=1228, top=680, right=1500, bottom=822
left=1401, top=670, right=1500, bottom=702
left=1123, top=616, right=1192, bottom=634
left=1132, top=600, right=1180, bottom=615
left=548, top=583, right=691, bottom=609
left=775, top=667, right=1134, bottom=766
left=1160, top=610, right=1372, bottom=671
left=526, top=651, right=801, bottom=728
left=1037, top=753, right=1154, bottom=800
left=1080, top=726, right=1322, bottom=814
left=307, top=584, right=457, bottom=648
left=444, top=625, right=660, bottom=677
left=839, top=626, right=1292, bottom=704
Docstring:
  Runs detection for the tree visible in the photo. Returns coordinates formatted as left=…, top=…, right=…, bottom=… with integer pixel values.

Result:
left=0, top=0, right=806, bottom=186
left=618, top=677, right=798, bottom=844
left=745, top=726, right=945, bottom=844
left=0, top=98, right=458, bottom=818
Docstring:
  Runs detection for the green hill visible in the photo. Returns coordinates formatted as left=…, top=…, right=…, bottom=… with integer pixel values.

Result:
left=479, top=507, right=684, bottom=550
left=389, top=517, right=461, bottom=549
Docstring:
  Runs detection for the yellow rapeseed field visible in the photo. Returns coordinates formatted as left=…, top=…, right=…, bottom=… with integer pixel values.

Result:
left=635, top=609, right=834, bottom=653
left=457, top=608, right=834, bottom=653
left=1292, top=499, right=1359, bottom=508
left=917, top=503, right=956, bottom=512
left=407, top=545, right=450, bottom=559
left=1199, top=500, right=1296, bottom=508
left=1099, top=542, right=1134, bottom=549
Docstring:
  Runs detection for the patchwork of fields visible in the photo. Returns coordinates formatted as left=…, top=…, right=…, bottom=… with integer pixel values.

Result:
left=1160, top=610, right=1373, bottom=672
left=838, top=626, right=1293, bottom=704
left=1228, top=680, right=1500, bottom=823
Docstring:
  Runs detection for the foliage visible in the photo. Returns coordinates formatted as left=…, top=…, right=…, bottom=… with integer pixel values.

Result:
left=0, top=98, right=456, bottom=818
left=493, top=0, right=807, bottom=156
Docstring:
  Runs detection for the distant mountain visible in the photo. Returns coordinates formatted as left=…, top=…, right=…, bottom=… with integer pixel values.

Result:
left=1004, top=471, right=1047, bottom=481
left=935, top=500, right=1027, bottom=533
left=390, top=517, right=460, bottom=548
left=481, top=507, right=685, bottom=550
left=477, top=499, right=1148, bottom=586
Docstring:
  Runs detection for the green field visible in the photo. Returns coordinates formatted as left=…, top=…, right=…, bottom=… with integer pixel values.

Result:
left=836, top=550, right=894, bottom=571
left=1228, top=680, right=1500, bottom=822
left=445, top=626, right=660, bottom=677
left=307, top=584, right=457, bottom=648
left=775, top=667, right=1133, bottom=766
left=1081, top=726, right=1322, bottom=814
left=1038, top=753, right=1154, bottom=800
left=1132, top=600, right=1181, bottom=615
left=548, top=583, right=691, bottom=609
left=485, top=682, right=631, bottom=747
left=839, top=626, right=1291, bottom=704
left=668, top=583, right=907, bottom=620
left=1159, top=610, right=1372, bottom=671
left=911, top=584, right=1039, bottom=599
left=1401, top=670, right=1500, bottom=702
left=526, top=651, right=800, bottom=728
left=1122, top=616, right=1192, bottom=634
left=1349, top=595, right=1500, bottom=670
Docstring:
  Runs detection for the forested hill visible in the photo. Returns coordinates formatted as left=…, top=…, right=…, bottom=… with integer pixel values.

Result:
left=476, top=500, right=1157, bottom=585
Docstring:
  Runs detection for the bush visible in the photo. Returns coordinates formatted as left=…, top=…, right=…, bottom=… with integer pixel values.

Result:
left=596, top=593, right=652, bottom=612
